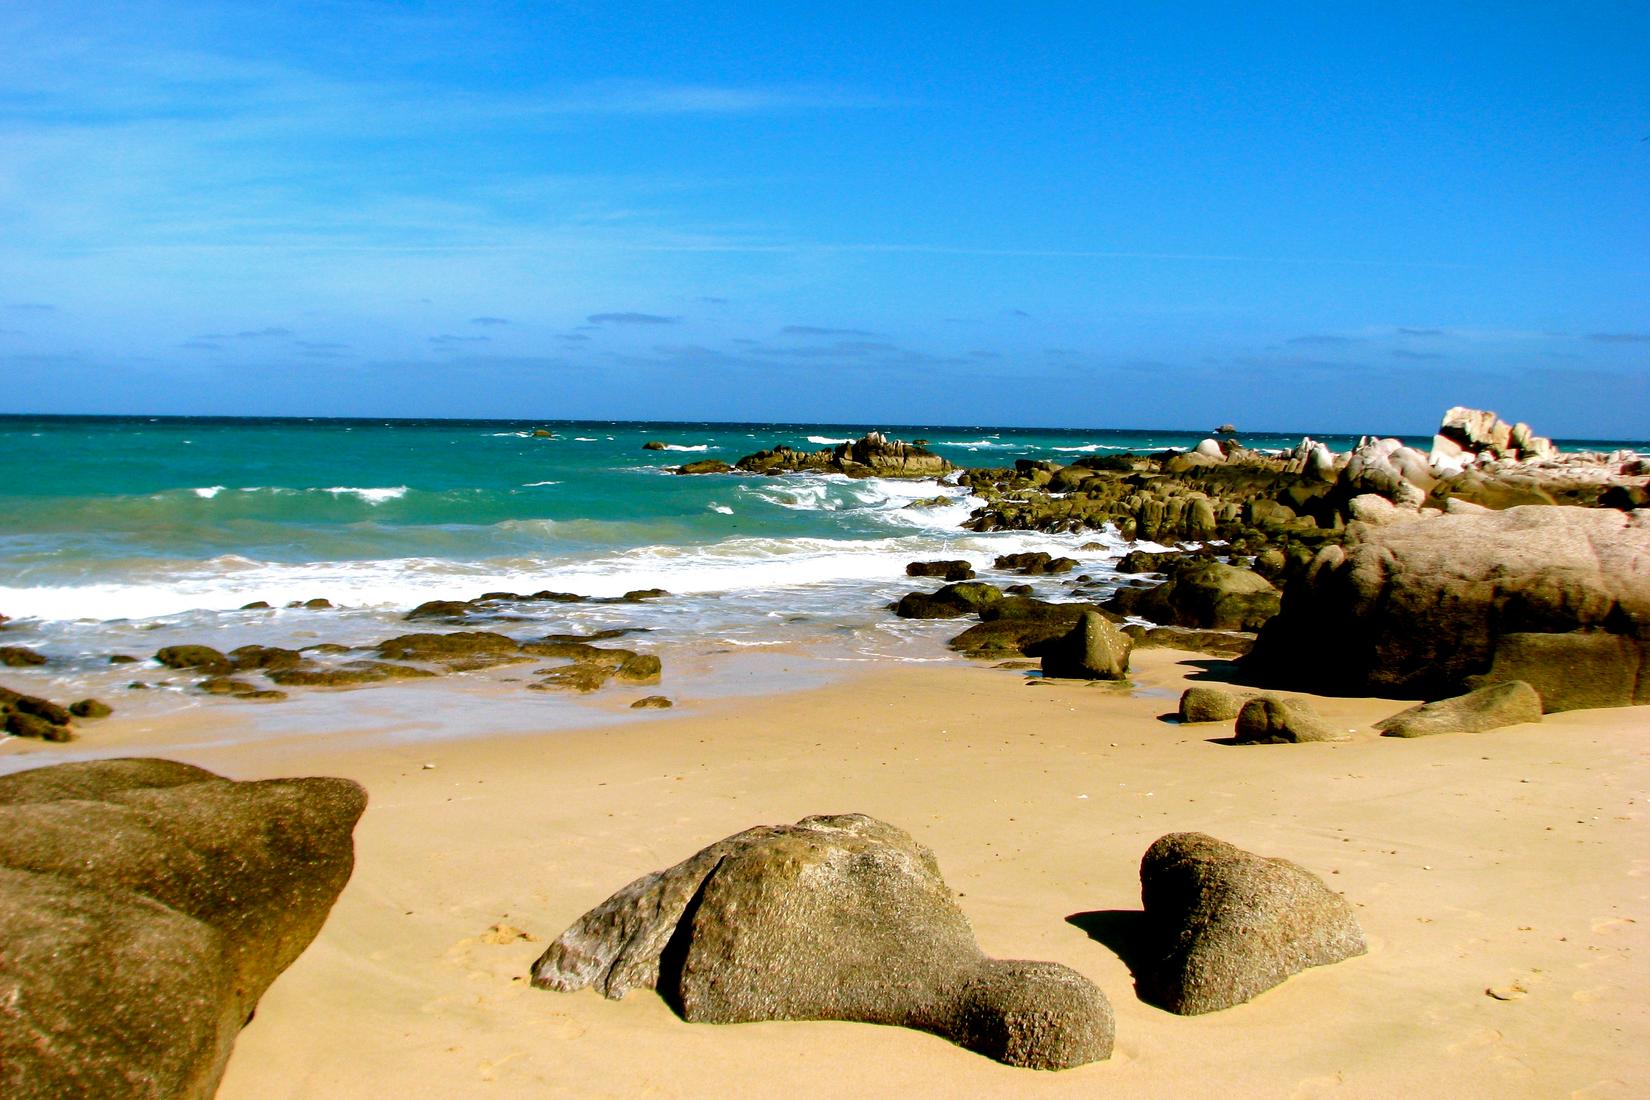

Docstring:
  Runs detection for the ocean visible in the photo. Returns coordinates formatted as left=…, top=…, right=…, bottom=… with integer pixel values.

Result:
left=3, top=415, right=1644, bottom=741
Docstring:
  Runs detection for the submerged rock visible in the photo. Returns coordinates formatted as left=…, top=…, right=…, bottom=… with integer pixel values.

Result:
left=531, top=813, right=1112, bottom=1069
left=906, top=560, right=976, bottom=581
left=1138, top=832, right=1365, bottom=1014
left=0, top=646, right=47, bottom=667
left=0, top=758, right=364, bottom=1099
left=154, top=645, right=233, bottom=675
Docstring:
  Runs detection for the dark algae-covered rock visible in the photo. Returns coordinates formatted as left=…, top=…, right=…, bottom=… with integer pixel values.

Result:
left=0, top=758, right=365, bottom=1099
left=0, top=645, right=47, bottom=666
left=532, top=813, right=1113, bottom=1070
left=2, top=685, right=75, bottom=741
left=154, top=644, right=233, bottom=674
left=1138, top=832, right=1366, bottom=1015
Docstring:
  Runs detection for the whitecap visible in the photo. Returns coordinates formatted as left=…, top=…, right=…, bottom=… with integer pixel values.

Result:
left=709, top=504, right=734, bottom=515
left=662, top=443, right=711, bottom=452
left=806, top=435, right=851, bottom=445
left=521, top=480, right=560, bottom=488
left=192, top=486, right=226, bottom=499
left=574, top=437, right=598, bottom=442
left=322, top=486, right=408, bottom=505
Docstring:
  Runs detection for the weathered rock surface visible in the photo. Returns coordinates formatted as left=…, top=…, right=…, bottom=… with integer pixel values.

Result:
left=1245, top=506, right=1650, bottom=703
left=1, top=685, right=74, bottom=741
left=1468, top=632, right=1647, bottom=712
left=1138, top=832, right=1366, bottom=1014
left=1377, top=680, right=1543, bottom=738
left=0, top=758, right=365, bottom=1099
left=1123, top=625, right=1255, bottom=657
left=673, top=458, right=733, bottom=475
left=736, top=432, right=953, bottom=480
left=1233, top=696, right=1347, bottom=744
left=1177, top=687, right=1252, bottom=723
left=1040, top=611, right=1131, bottom=681
left=531, top=813, right=1113, bottom=1069
left=154, top=645, right=233, bottom=674
left=893, top=581, right=1004, bottom=619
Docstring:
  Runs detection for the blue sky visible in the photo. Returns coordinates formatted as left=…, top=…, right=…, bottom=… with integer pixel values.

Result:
left=1, top=2, right=1646, bottom=437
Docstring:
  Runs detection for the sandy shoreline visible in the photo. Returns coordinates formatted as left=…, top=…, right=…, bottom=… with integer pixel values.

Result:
left=13, top=650, right=1648, bottom=1097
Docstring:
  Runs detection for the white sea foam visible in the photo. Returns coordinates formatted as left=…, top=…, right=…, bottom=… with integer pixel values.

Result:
left=709, top=504, right=734, bottom=514
left=1051, top=444, right=1133, bottom=453
left=192, top=486, right=226, bottom=498
left=322, top=486, right=408, bottom=505
left=661, top=443, right=712, bottom=452
left=573, top=437, right=598, bottom=442
left=806, top=435, right=851, bottom=445
left=521, top=480, right=560, bottom=487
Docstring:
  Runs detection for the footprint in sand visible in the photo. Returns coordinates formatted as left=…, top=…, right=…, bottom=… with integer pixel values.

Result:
left=1290, top=1071, right=1344, bottom=1098
left=1446, top=1026, right=1502, bottom=1055
left=1589, top=916, right=1636, bottom=934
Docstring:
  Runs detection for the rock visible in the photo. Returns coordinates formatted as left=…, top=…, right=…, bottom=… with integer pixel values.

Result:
left=531, top=813, right=1113, bottom=1069
left=529, top=664, right=615, bottom=692
left=228, top=645, right=304, bottom=671
left=1245, top=506, right=1650, bottom=702
left=1469, top=632, right=1647, bottom=712
left=154, top=645, right=233, bottom=675
left=108, top=654, right=139, bottom=664
left=674, top=459, right=733, bottom=475
left=893, top=581, right=1004, bottom=619
left=1233, top=697, right=1347, bottom=743
left=1105, top=562, right=1281, bottom=632
left=1194, top=438, right=1225, bottom=460
left=1123, top=626, right=1256, bottom=657
left=1177, top=687, right=1251, bottom=723
left=533, top=429, right=553, bottom=437
left=302, top=598, right=333, bottom=609
left=643, top=440, right=668, bottom=450
left=630, top=696, right=673, bottom=709
left=906, top=560, right=976, bottom=581
left=404, top=599, right=477, bottom=621
left=993, top=552, right=1078, bottom=576
left=239, top=601, right=271, bottom=610
left=736, top=433, right=953, bottom=480
left=195, top=677, right=261, bottom=696
left=615, top=654, right=662, bottom=685
left=1376, top=681, right=1542, bottom=737
left=0, top=758, right=364, bottom=1099
left=375, top=631, right=521, bottom=661
left=2, top=685, right=75, bottom=741
left=0, top=646, right=47, bottom=667
left=267, top=662, right=437, bottom=687
left=948, top=618, right=1080, bottom=659
left=68, top=699, right=112, bottom=719
left=1138, top=832, right=1366, bottom=1014
left=1040, top=612, right=1131, bottom=681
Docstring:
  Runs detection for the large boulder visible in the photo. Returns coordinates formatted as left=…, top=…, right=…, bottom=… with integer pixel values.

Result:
left=1376, top=680, right=1542, bottom=738
left=737, top=433, right=953, bottom=479
left=1138, top=832, right=1366, bottom=1015
left=1244, top=506, right=1650, bottom=703
left=1040, top=611, right=1131, bottom=681
left=531, top=813, right=1113, bottom=1070
left=1105, top=562, right=1281, bottom=632
left=0, top=758, right=365, bottom=1099
left=1177, top=687, right=1253, bottom=723
left=1468, top=632, right=1647, bottom=712
left=893, top=581, right=1004, bottom=619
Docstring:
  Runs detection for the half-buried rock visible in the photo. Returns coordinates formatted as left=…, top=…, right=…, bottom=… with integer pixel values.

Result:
left=1138, top=832, right=1366, bottom=1014
left=1376, top=680, right=1543, bottom=738
left=1233, top=696, right=1348, bottom=743
left=0, top=758, right=366, bottom=1099
left=531, top=813, right=1113, bottom=1070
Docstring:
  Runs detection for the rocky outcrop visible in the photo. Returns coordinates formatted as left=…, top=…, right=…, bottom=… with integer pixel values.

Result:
left=0, top=645, right=47, bottom=667
left=1138, top=832, right=1365, bottom=1014
left=1376, top=680, right=1543, bottom=738
left=0, top=758, right=365, bottom=1099
left=674, top=458, right=732, bottom=475
left=532, top=813, right=1113, bottom=1070
left=1039, top=611, right=1131, bottom=680
left=893, top=581, right=1004, bottom=619
left=1233, top=697, right=1346, bottom=744
left=735, top=432, right=953, bottom=480
left=1244, top=505, right=1650, bottom=704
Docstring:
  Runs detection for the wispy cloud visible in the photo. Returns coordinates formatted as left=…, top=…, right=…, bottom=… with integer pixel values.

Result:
left=429, top=334, right=490, bottom=346
left=587, top=312, right=679, bottom=325
left=1397, top=327, right=1447, bottom=337
left=781, top=324, right=877, bottom=337
left=1287, top=334, right=1361, bottom=347
left=469, top=316, right=510, bottom=326
left=1392, top=349, right=1445, bottom=361
left=1587, top=332, right=1650, bottom=343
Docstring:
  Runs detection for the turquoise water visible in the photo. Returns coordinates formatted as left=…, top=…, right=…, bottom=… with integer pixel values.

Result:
left=1, top=415, right=1643, bottom=733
